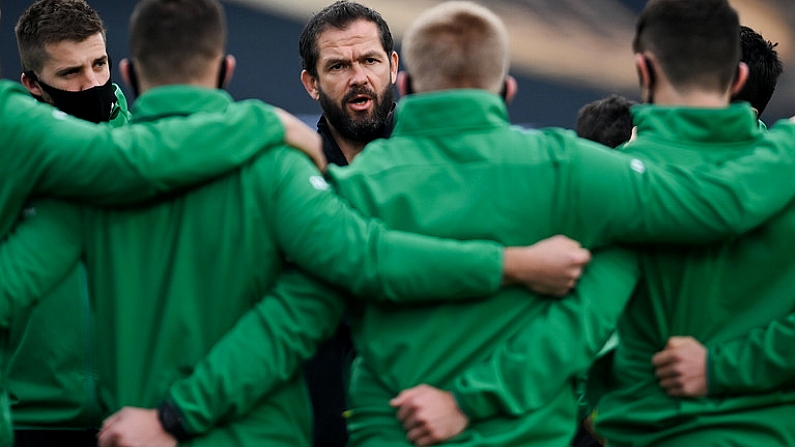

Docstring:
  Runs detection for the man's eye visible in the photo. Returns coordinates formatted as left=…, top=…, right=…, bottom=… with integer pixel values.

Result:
left=96, top=60, right=107, bottom=67
left=366, top=58, right=378, bottom=64
left=330, top=64, right=343, bottom=70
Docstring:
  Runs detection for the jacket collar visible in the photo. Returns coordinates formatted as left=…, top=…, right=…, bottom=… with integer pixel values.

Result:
left=632, top=103, right=762, bottom=145
left=131, top=85, right=233, bottom=123
left=392, top=89, right=510, bottom=137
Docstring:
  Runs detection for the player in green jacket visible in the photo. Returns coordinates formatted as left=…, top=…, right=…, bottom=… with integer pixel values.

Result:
left=379, top=2, right=795, bottom=446
left=592, top=2, right=795, bottom=446
left=0, top=1, right=599, bottom=446
left=97, top=2, right=795, bottom=447
left=8, top=3, right=133, bottom=444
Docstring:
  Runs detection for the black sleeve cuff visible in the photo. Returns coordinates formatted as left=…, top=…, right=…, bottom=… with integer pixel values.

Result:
left=157, top=400, right=193, bottom=442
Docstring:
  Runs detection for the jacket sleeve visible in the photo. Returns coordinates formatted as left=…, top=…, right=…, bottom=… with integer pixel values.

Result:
left=2, top=82, right=284, bottom=204
left=162, top=149, right=505, bottom=435
left=451, top=247, right=640, bottom=420
left=707, top=312, right=795, bottom=395
left=565, top=121, right=795, bottom=245
left=165, top=268, right=346, bottom=435
left=0, top=200, right=83, bottom=327
left=268, top=149, right=504, bottom=302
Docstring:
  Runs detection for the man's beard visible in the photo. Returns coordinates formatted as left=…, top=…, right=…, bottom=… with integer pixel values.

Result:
left=319, top=84, right=394, bottom=143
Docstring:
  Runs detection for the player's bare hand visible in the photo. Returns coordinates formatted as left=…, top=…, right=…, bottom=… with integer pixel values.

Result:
left=390, top=384, right=469, bottom=446
left=98, top=407, right=177, bottom=447
left=275, top=108, right=327, bottom=172
left=652, top=336, right=708, bottom=397
left=503, top=235, right=591, bottom=296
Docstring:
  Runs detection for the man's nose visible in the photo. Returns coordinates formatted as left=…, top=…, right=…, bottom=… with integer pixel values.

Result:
left=349, top=63, right=369, bottom=86
left=81, top=69, right=105, bottom=90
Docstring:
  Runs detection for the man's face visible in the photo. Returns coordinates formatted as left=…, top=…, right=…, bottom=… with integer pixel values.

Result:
left=306, top=19, right=398, bottom=142
left=27, top=32, right=110, bottom=101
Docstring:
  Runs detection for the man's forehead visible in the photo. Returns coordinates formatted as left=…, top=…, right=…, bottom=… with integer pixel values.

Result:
left=317, top=20, right=385, bottom=58
left=42, top=33, right=107, bottom=69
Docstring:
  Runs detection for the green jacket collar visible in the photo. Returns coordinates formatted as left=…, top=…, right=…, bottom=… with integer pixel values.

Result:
left=131, top=85, right=234, bottom=123
left=392, top=89, right=510, bottom=137
left=109, top=83, right=131, bottom=128
left=632, top=103, right=762, bottom=145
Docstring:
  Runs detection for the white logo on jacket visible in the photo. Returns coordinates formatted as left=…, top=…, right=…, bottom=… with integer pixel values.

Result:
left=309, top=175, right=330, bottom=191
left=630, top=158, right=646, bottom=174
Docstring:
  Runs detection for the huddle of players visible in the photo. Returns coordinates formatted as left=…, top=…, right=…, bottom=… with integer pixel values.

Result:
left=1, top=1, right=792, bottom=447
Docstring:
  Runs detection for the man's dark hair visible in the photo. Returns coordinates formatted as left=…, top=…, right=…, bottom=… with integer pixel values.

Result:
left=576, top=95, right=636, bottom=149
left=734, top=25, right=784, bottom=117
left=299, top=1, right=393, bottom=77
left=129, top=0, right=226, bottom=84
left=633, top=0, right=740, bottom=94
left=15, top=0, right=106, bottom=73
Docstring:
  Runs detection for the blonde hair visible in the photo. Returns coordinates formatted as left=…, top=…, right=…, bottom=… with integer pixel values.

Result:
left=402, top=1, right=510, bottom=93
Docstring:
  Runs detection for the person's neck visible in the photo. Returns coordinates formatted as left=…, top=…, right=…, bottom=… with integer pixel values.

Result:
left=328, top=125, right=366, bottom=163
left=653, top=83, right=731, bottom=108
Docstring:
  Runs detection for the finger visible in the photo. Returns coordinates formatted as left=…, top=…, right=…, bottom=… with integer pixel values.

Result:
left=667, top=336, right=689, bottom=348
left=97, top=429, right=117, bottom=447
left=402, top=412, right=424, bottom=431
left=414, top=434, right=438, bottom=447
left=396, top=398, right=419, bottom=422
left=407, top=425, right=429, bottom=443
left=390, top=393, right=405, bottom=407
left=658, top=376, right=683, bottom=390
left=573, top=248, right=592, bottom=265
left=651, top=350, right=675, bottom=367
left=665, top=385, right=684, bottom=397
left=101, top=413, right=122, bottom=431
left=655, top=364, right=680, bottom=379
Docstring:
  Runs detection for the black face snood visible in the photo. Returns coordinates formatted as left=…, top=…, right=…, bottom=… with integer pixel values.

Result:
left=28, top=73, right=116, bottom=123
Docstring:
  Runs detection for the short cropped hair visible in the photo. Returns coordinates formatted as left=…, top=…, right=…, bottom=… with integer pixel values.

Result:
left=129, top=0, right=226, bottom=84
left=15, top=0, right=106, bottom=73
left=299, top=1, right=393, bottom=78
left=402, top=1, right=509, bottom=93
left=633, top=0, right=740, bottom=94
left=734, top=25, right=784, bottom=117
left=576, top=95, right=636, bottom=149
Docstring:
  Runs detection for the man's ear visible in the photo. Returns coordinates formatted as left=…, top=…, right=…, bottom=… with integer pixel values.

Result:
left=301, top=70, right=320, bottom=101
left=20, top=72, right=42, bottom=97
left=502, top=75, right=518, bottom=104
left=389, top=51, right=399, bottom=85
left=396, top=70, right=411, bottom=97
left=119, top=58, right=133, bottom=91
left=219, top=54, right=236, bottom=88
left=634, top=53, right=653, bottom=90
left=634, top=53, right=659, bottom=103
left=730, top=62, right=749, bottom=97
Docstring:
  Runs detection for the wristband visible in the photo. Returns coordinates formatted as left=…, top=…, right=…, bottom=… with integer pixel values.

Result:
left=157, top=400, right=192, bottom=442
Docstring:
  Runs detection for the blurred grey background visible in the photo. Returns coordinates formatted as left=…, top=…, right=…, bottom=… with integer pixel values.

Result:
left=2, top=0, right=793, bottom=128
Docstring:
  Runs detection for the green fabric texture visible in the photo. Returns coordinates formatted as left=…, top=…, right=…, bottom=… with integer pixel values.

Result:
left=7, top=84, right=131, bottom=430
left=327, top=91, right=795, bottom=447
left=0, top=78, right=289, bottom=446
left=160, top=91, right=793, bottom=446
left=595, top=104, right=795, bottom=446
left=0, top=85, right=507, bottom=446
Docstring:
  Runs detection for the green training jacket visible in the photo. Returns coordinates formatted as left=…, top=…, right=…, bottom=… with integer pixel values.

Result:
left=0, top=77, right=325, bottom=447
left=152, top=90, right=795, bottom=447
left=595, top=105, right=795, bottom=447
left=7, top=84, right=131, bottom=431
left=330, top=92, right=795, bottom=447
left=0, top=85, right=511, bottom=447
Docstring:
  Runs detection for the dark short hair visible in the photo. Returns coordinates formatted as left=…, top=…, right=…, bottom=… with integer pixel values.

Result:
left=734, top=25, right=784, bottom=117
left=299, top=1, right=393, bottom=77
left=15, top=0, right=106, bottom=72
left=576, top=94, right=636, bottom=149
left=633, top=0, right=740, bottom=94
left=129, top=0, right=226, bottom=84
